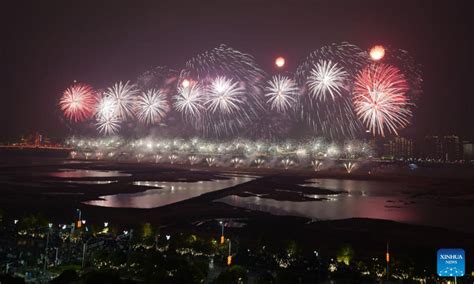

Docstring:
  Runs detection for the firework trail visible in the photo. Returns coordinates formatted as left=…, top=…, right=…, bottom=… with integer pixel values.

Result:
left=353, top=64, right=411, bottom=136
left=281, top=158, right=294, bottom=169
left=379, top=47, right=423, bottom=101
left=265, top=75, right=298, bottom=113
left=188, top=155, right=198, bottom=165
left=206, top=157, right=216, bottom=167
left=254, top=158, right=265, bottom=168
left=59, top=83, right=97, bottom=122
left=311, top=160, right=323, bottom=171
left=136, top=66, right=178, bottom=91
left=344, top=162, right=356, bottom=173
left=135, top=89, right=170, bottom=125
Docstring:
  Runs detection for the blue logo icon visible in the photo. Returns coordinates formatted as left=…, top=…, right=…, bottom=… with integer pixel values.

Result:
left=437, top=248, right=465, bottom=277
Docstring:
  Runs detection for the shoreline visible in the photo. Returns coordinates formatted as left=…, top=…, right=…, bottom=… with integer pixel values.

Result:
left=1, top=158, right=474, bottom=257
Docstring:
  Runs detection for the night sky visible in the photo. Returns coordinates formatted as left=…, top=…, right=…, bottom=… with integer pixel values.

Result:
left=2, top=0, right=473, bottom=141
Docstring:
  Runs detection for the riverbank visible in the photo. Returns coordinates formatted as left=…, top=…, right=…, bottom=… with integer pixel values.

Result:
left=1, top=158, right=474, bottom=260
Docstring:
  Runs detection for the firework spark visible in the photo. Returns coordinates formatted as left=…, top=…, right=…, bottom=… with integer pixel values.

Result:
left=135, top=89, right=169, bottom=125
left=254, top=158, right=265, bottom=168
left=307, top=60, right=349, bottom=101
left=96, top=114, right=121, bottom=135
left=353, top=64, right=411, bottom=136
left=206, top=157, right=216, bottom=167
left=344, top=162, right=356, bottom=173
left=369, top=45, right=385, bottom=61
left=206, top=76, right=245, bottom=114
left=265, top=75, right=298, bottom=112
left=311, top=160, right=323, bottom=171
left=295, top=43, right=368, bottom=139
left=96, top=96, right=117, bottom=118
left=174, top=83, right=205, bottom=118
left=59, top=83, right=97, bottom=122
left=104, top=81, right=139, bottom=120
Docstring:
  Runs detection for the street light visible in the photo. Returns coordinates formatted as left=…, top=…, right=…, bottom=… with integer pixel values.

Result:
left=76, top=209, right=82, bottom=228
left=227, top=239, right=232, bottom=266
left=104, top=222, right=108, bottom=227
left=219, top=221, right=225, bottom=244
left=43, top=224, right=53, bottom=273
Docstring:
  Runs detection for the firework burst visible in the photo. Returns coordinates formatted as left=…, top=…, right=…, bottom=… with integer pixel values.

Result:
left=178, top=44, right=267, bottom=137
left=353, top=64, right=411, bottom=136
left=135, top=89, right=169, bottom=125
left=104, top=81, right=139, bottom=120
left=96, top=114, right=121, bottom=135
left=265, top=75, right=298, bottom=112
left=206, top=76, right=245, bottom=114
left=307, top=60, right=349, bottom=101
left=59, top=83, right=97, bottom=122
left=173, top=83, right=205, bottom=118
left=295, top=43, right=368, bottom=139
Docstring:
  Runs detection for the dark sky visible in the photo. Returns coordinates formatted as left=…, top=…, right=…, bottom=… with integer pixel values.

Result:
left=1, top=0, right=473, bottom=141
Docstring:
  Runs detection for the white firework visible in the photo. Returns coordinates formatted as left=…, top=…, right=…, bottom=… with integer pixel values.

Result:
left=174, top=83, right=205, bottom=118
left=135, top=89, right=169, bottom=125
left=96, top=95, right=117, bottom=119
left=264, top=75, right=298, bottom=112
left=307, top=60, right=348, bottom=101
left=104, top=81, right=139, bottom=120
left=96, top=114, right=121, bottom=135
left=206, top=76, right=245, bottom=114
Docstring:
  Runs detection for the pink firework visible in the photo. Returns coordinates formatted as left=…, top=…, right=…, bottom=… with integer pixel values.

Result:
left=59, top=83, right=97, bottom=122
left=353, top=64, right=411, bottom=137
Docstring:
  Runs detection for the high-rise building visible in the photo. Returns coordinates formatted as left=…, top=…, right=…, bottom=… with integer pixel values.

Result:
left=383, top=137, right=414, bottom=159
left=442, top=135, right=460, bottom=161
left=463, top=141, right=473, bottom=161
left=423, top=136, right=443, bottom=160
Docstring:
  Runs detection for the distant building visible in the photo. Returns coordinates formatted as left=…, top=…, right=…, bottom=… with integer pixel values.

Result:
left=442, top=135, right=461, bottom=161
left=463, top=141, right=473, bottom=161
left=383, top=137, right=414, bottom=159
left=423, top=136, right=443, bottom=160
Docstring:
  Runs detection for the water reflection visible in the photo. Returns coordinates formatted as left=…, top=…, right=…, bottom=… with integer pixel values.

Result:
left=62, top=180, right=118, bottom=185
left=217, top=178, right=474, bottom=232
left=46, top=169, right=131, bottom=178
left=84, top=175, right=255, bottom=209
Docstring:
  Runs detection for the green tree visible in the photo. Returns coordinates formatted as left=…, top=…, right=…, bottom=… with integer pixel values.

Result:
left=336, top=244, right=355, bottom=265
left=213, top=265, right=248, bottom=284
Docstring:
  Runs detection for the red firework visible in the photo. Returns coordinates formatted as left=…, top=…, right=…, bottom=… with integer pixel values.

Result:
left=59, top=83, right=97, bottom=122
left=353, top=64, right=411, bottom=137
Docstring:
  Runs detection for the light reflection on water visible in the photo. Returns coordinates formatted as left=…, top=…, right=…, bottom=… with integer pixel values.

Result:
left=62, top=180, right=119, bottom=185
left=46, top=169, right=131, bottom=178
left=217, top=178, right=474, bottom=232
left=84, top=175, right=255, bottom=209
